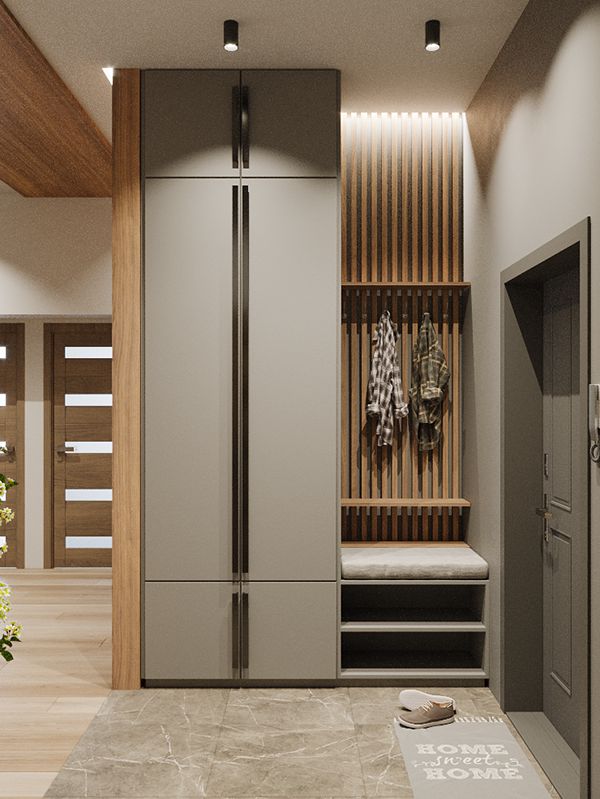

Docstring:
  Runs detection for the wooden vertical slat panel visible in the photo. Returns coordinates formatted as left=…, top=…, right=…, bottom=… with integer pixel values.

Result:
left=350, top=117, right=358, bottom=282
left=452, top=290, right=460, bottom=498
left=441, top=290, right=450, bottom=500
left=382, top=115, right=389, bottom=282
left=411, top=292, right=419, bottom=541
left=452, top=113, right=462, bottom=282
left=341, top=116, right=348, bottom=282
left=350, top=291, right=359, bottom=500
left=112, top=68, right=141, bottom=690
left=411, top=117, right=420, bottom=283
left=432, top=294, right=440, bottom=505
left=361, top=116, right=368, bottom=283
left=360, top=290, right=369, bottom=541
left=441, top=115, right=450, bottom=282
left=339, top=113, right=464, bottom=543
left=390, top=291, right=399, bottom=524
left=422, top=115, right=431, bottom=283
left=341, top=292, right=349, bottom=499
left=431, top=114, right=441, bottom=283
left=401, top=291, right=410, bottom=541
left=391, top=114, right=399, bottom=282
left=401, top=115, right=410, bottom=281
left=371, top=115, right=379, bottom=283
left=370, top=291, right=378, bottom=505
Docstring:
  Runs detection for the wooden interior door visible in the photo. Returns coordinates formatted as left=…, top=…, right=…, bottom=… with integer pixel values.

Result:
left=0, top=324, right=24, bottom=568
left=46, top=324, right=112, bottom=567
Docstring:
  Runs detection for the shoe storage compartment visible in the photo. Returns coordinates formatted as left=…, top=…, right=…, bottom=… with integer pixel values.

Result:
left=341, top=630, right=485, bottom=670
left=340, top=579, right=488, bottom=680
left=342, top=583, right=485, bottom=624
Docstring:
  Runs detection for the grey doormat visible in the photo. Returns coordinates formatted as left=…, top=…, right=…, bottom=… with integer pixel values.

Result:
left=394, top=716, right=552, bottom=798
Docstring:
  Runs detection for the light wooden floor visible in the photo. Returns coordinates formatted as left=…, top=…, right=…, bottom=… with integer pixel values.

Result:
left=0, top=569, right=111, bottom=799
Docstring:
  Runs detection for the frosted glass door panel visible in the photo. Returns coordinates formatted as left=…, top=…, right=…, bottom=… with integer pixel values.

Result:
left=241, top=71, right=338, bottom=178
left=144, top=70, right=240, bottom=178
left=145, top=179, right=233, bottom=581
left=247, top=179, right=338, bottom=581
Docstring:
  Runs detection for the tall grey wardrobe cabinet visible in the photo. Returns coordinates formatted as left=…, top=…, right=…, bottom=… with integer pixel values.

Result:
left=143, top=70, right=340, bottom=683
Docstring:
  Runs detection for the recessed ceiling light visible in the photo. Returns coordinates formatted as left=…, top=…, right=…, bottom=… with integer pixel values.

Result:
left=102, top=67, right=114, bottom=84
left=224, top=19, right=239, bottom=52
left=425, top=19, right=441, bottom=52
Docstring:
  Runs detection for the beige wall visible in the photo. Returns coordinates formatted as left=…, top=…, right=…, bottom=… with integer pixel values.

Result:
left=464, top=0, right=600, bottom=789
left=0, top=192, right=111, bottom=566
left=0, top=193, right=111, bottom=315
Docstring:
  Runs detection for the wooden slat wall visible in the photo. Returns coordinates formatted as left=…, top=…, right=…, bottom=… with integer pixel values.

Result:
left=341, top=113, right=462, bottom=283
left=340, top=112, right=464, bottom=543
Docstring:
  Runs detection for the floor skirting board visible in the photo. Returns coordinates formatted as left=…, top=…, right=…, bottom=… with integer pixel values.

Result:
left=509, top=711, right=579, bottom=799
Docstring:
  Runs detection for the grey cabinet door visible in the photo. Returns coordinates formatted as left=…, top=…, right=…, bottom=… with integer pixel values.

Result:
left=247, top=582, right=337, bottom=679
left=144, top=70, right=240, bottom=177
left=241, top=70, right=339, bottom=177
left=145, top=582, right=234, bottom=680
left=145, top=179, right=233, bottom=581
left=247, top=179, right=338, bottom=581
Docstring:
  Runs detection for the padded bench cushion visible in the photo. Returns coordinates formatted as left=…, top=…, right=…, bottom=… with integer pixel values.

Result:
left=341, top=545, right=489, bottom=580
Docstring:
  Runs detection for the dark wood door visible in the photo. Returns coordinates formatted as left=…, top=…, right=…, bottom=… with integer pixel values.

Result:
left=46, top=324, right=112, bottom=567
left=0, top=324, right=24, bottom=568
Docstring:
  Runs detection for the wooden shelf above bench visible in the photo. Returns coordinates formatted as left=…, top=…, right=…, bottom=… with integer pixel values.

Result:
left=341, top=281, right=470, bottom=289
left=340, top=498, right=471, bottom=508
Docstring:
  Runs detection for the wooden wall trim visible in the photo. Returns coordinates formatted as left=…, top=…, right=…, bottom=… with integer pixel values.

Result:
left=112, top=69, right=142, bottom=690
left=14, top=324, right=25, bottom=568
left=43, top=325, right=54, bottom=569
left=0, top=0, right=111, bottom=196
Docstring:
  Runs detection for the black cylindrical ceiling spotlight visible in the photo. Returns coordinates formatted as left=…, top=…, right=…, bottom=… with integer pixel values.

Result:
left=224, top=19, right=239, bottom=52
left=425, top=19, right=441, bottom=52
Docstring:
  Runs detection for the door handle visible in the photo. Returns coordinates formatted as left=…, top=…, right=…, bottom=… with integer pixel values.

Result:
left=56, top=445, right=75, bottom=454
left=232, top=85, right=240, bottom=169
left=242, top=590, right=249, bottom=674
left=241, top=186, right=249, bottom=578
left=535, top=507, right=552, bottom=520
left=232, top=185, right=240, bottom=580
left=232, top=590, right=240, bottom=674
left=241, top=85, right=249, bottom=169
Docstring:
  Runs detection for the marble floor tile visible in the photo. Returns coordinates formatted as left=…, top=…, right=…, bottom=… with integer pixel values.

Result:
left=354, top=725, right=412, bottom=797
left=45, top=715, right=220, bottom=797
left=347, top=689, right=399, bottom=726
left=206, top=728, right=365, bottom=797
left=44, top=687, right=563, bottom=799
left=223, top=689, right=353, bottom=733
left=465, top=687, right=503, bottom=715
left=99, top=689, right=230, bottom=726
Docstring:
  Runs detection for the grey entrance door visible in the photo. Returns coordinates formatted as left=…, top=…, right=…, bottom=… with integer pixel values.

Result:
left=542, top=267, right=581, bottom=754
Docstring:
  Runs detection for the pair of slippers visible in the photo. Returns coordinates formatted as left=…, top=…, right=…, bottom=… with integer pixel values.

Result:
left=396, top=690, right=456, bottom=729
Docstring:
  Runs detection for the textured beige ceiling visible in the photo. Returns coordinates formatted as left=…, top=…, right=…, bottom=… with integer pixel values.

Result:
left=6, top=0, right=528, bottom=139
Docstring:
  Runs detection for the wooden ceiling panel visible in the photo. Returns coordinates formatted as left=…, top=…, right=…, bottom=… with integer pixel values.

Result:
left=0, top=1, right=111, bottom=196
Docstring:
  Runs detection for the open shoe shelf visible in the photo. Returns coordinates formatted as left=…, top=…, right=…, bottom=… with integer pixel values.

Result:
left=340, top=577, right=488, bottom=680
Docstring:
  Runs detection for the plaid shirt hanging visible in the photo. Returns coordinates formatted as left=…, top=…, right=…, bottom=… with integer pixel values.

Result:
left=366, top=310, right=409, bottom=446
left=409, top=312, right=450, bottom=451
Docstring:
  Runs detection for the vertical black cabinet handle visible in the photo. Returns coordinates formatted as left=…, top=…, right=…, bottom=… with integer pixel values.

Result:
left=242, top=185, right=249, bottom=578
left=232, top=185, right=240, bottom=580
left=232, top=590, right=240, bottom=673
left=241, top=86, right=249, bottom=168
left=242, top=590, right=249, bottom=672
left=232, top=86, right=240, bottom=169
